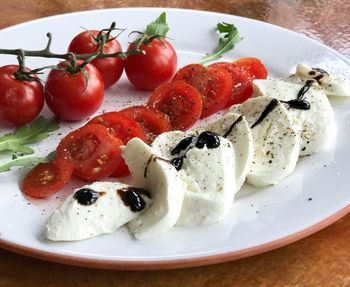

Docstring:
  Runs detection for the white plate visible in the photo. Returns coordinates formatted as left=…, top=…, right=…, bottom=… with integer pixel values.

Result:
left=1, top=7, right=350, bottom=270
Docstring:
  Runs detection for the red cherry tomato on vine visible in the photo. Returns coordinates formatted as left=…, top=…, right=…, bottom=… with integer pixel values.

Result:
left=57, top=124, right=123, bottom=181
left=45, top=60, right=104, bottom=121
left=148, top=80, right=202, bottom=130
left=0, top=65, right=44, bottom=127
left=173, top=64, right=232, bottom=118
left=233, top=57, right=268, bottom=80
left=22, top=153, right=74, bottom=198
left=125, top=38, right=177, bottom=91
left=68, top=30, right=124, bottom=88
left=209, top=62, right=253, bottom=106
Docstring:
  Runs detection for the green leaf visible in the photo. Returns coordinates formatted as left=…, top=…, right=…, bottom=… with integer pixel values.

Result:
left=145, top=12, right=170, bottom=38
left=0, top=116, right=60, bottom=154
left=0, top=151, right=57, bottom=173
left=196, top=22, right=242, bottom=65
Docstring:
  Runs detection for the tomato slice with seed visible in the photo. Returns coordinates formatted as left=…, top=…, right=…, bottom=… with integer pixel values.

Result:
left=147, top=80, right=202, bottom=130
left=233, top=57, right=268, bottom=80
left=172, top=64, right=232, bottom=118
left=57, top=124, right=123, bottom=181
left=119, top=106, right=172, bottom=143
left=87, top=112, right=147, bottom=143
left=87, top=112, right=147, bottom=177
left=22, top=153, right=74, bottom=198
left=209, top=62, right=253, bottom=107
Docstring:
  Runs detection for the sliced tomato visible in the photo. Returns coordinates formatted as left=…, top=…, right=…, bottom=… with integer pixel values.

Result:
left=233, top=57, right=268, bottom=80
left=119, top=106, right=172, bottom=143
left=87, top=112, right=147, bottom=177
left=87, top=112, right=147, bottom=143
left=172, top=64, right=232, bottom=118
left=209, top=62, right=253, bottom=106
left=147, top=80, right=202, bottom=130
left=22, top=153, right=74, bottom=198
left=57, top=124, right=123, bottom=181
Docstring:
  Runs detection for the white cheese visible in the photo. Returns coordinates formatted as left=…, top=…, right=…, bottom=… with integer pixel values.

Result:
left=200, top=112, right=254, bottom=193
left=253, top=79, right=336, bottom=156
left=45, top=182, right=151, bottom=241
left=122, top=138, right=185, bottom=240
left=152, top=131, right=236, bottom=226
left=229, top=96, right=300, bottom=187
left=295, top=63, right=350, bottom=97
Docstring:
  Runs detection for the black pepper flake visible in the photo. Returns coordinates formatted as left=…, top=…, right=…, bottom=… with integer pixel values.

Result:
left=308, top=197, right=313, bottom=201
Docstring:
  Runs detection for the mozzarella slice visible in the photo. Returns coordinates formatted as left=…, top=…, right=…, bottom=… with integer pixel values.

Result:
left=295, top=63, right=350, bottom=97
left=152, top=131, right=236, bottom=226
left=122, top=138, right=185, bottom=240
left=200, top=112, right=254, bottom=193
left=229, top=96, right=300, bottom=187
left=45, top=182, right=151, bottom=241
left=253, top=79, right=336, bottom=156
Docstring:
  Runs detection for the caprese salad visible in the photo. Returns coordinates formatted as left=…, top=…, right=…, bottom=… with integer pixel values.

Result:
left=0, top=12, right=349, bottom=242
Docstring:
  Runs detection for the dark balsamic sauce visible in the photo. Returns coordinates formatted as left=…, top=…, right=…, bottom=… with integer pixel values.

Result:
left=223, top=115, right=243, bottom=138
left=171, top=136, right=195, bottom=155
left=251, top=99, right=279, bottom=129
left=73, top=188, right=101, bottom=206
left=195, top=131, right=220, bottom=149
left=282, top=99, right=310, bottom=110
left=297, top=81, right=313, bottom=100
left=169, top=131, right=221, bottom=171
left=312, top=67, right=329, bottom=76
left=170, top=157, right=184, bottom=171
left=117, top=187, right=150, bottom=212
left=144, top=155, right=170, bottom=178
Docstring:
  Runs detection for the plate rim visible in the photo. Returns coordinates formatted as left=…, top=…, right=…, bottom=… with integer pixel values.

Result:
left=1, top=6, right=350, bottom=270
left=1, top=202, right=349, bottom=270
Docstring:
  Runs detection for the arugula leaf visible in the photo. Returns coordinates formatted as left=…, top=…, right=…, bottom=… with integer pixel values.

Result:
left=0, top=151, right=57, bottom=173
left=145, top=12, right=170, bottom=38
left=0, top=116, right=60, bottom=155
left=197, top=22, right=242, bottom=65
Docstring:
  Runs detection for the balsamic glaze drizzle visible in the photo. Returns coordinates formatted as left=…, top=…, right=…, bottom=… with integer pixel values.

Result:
left=223, top=115, right=243, bottom=138
left=73, top=188, right=101, bottom=206
left=169, top=131, right=221, bottom=171
left=117, top=187, right=150, bottom=212
left=143, top=155, right=170, bottom=178
left=297, top=80, right=313, bottom=100
left=251, top=99, right=279, bottom=129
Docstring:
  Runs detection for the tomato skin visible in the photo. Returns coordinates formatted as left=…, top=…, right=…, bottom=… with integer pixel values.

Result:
left=148, top=80, right=202, bottom=130
left=87, top=112, right=148, bottom=177
left=45, top=61, right=104, bottom=121
left=209, top=62, right=253, bottom=106
left=173, top=64, right=232, bottom=118
left=233, top=57, right=268, bottom=80
left=0, top=65, right=44, bottom=127
left=68, top=30, right=124, bottom=88
left=57, top=124, right=123, bottom=181
left=22, top=153, right=74, bottom=198
left=119, top=106, right=172, bottom=143
left=125, top=38, right=178, bottom=90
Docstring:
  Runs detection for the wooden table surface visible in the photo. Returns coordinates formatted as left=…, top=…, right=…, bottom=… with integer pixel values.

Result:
left=1, top=1, right=350, bottom=286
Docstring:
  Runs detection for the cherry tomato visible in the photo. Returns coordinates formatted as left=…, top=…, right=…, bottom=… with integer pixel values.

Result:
left=45, top=61, right=104, bottom=121
left=22, top=153, right=74, bottom=198
left=125, top=38, right=177, bottom=90
left=68, top=30, right=124, bottom=88
left=57, top=124, right=123, bottom=181
left=0, top=65, right=44, bottom=127
left=148, top=80, right=202, bottom=130
left=209, top=62, right=253, bottom=106
left=87, top=112, right=147, bottom=177
left=173, top=64, right=232, bottom=118
left=119, top=106, right=172, bottom=143
left=233, top=57, right=268, bottom=80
